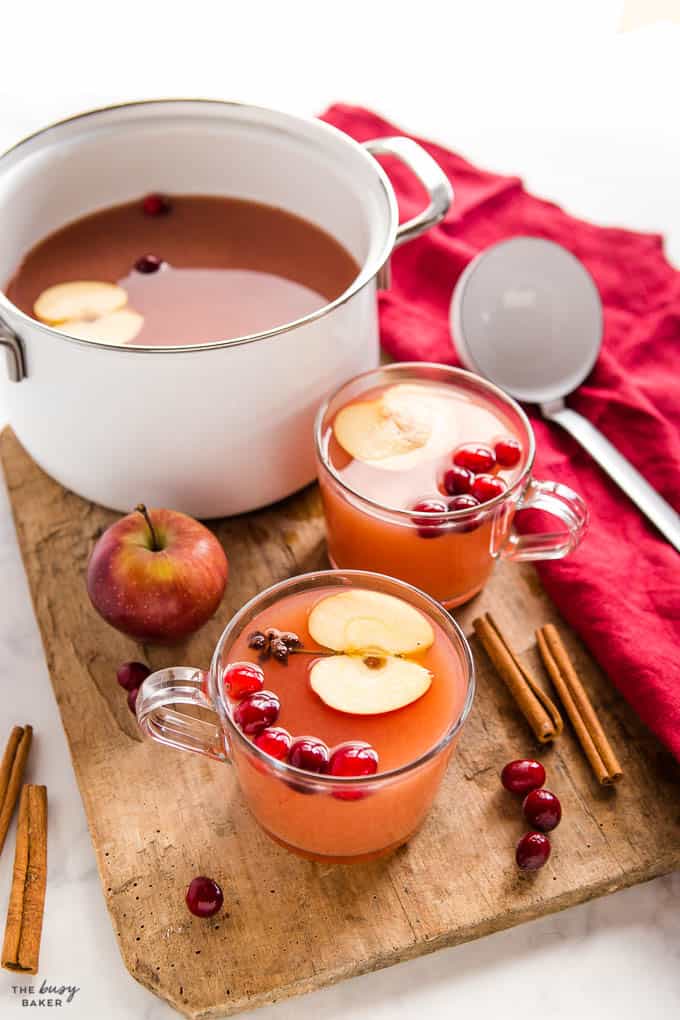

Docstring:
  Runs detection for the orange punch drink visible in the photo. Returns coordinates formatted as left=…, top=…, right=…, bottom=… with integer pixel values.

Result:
left=215, top=570, right=474, bottom=862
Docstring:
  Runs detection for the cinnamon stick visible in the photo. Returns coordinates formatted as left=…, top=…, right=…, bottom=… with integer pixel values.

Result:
left=537, top=624, right=622, bottom=785
left=1, top=785, right=47, bottom=975
left=473, top=613, right=563, bottom=743
left=0, top=725, right=33, bottom=856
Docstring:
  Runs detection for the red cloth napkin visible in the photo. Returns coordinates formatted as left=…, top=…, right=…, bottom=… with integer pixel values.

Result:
left=321, top=104, right=680, bottom=761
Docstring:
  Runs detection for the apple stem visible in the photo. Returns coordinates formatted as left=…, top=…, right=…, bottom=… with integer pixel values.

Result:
left=136, top=504, right=160, bottom=552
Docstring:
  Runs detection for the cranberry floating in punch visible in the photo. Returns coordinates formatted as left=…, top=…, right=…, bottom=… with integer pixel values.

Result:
left=136, top=570, right=475, bottom=863
left=315, top=363, right=588, bottom=607
left=0, top=100, right=451, bottom=517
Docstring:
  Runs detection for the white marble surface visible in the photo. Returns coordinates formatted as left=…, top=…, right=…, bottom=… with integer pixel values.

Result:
left=1, top=2, right=679, bottom=1017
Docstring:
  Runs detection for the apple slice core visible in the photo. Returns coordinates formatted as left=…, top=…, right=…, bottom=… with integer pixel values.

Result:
left=310, top=654, right=432, bottom=715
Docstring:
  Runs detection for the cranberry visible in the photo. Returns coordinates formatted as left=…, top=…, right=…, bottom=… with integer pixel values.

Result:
left=127, top=686, right=140, bottom=714
left=471, top=473, right=506, bottom=503
left=442, top=465, right=474, bottom=496
left=134, top=253, right=163, bottom=274
left=447, top=494, right=482, bottom=533
left=329, top=741, right=378, bottom=800
left=117, top=661, right=150, bottom=692
left=255, top=726, right=292, bottom=761
left=142, top=193, right=171, bottom=217
left=185, top=876, right=223, bottom=918
left=223, top=661, right=264, bottom=700
left=330, top=741, right=379, bottom=777
left=494, top=437, right=522, bottom=468
left=411, top=498, right=448, bottom=539
left=515, top=831, right=551, bottom=870
left=289, top=736, right=330, bottom=774
left=453, top=444, right=495, bottom=474
left=522, top=788, right=562, bottom=832
left=233, top=690, right=280, bottom=735
left=501, top=759, right=546, bottom=795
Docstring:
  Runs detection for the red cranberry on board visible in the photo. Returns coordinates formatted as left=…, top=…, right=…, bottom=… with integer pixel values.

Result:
left=185, top=876, right=224, bottom=918
left=233, top=690, right=280, bottom=736
left=141, top=193, right=171, bottom=217
left=471, top=473, right=506, bottom=504
left=127, top=686, right=140, bottom=714
left=411, top=498, right=448, bottom=539
left=223, top=661, right=264, bottom=700
left=442, top=465, right=475, bottom=496
left=255, top=726, right=293, bottom=761
left=452, top=444, right=495, bottom=474
left=289, top=736, right=330, bottom=774
left=522, top=788, right=562, bottom=832
left=117, top=661, right=150, bottom=692
left=501, top=759, right=546, bottom=795
left=494, top=437, right=522, bottom=468
left=515, top=831, right=551, bottom=871
left=134, top=253, right=163, bottom=274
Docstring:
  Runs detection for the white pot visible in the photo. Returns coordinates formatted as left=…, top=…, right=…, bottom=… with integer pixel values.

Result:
left=0, top=100, right=451, bottom=518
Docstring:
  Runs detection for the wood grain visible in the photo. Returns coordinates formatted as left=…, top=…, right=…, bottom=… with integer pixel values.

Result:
left=1, top=425, right=679, bottom=1019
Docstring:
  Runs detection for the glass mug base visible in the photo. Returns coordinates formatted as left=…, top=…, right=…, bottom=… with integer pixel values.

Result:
left=136, top=570, right=475, bottom=862
left=262, top=825, right=416, bottom=864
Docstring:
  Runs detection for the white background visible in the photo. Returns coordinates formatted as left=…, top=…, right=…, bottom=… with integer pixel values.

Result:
left=1, top=1, right=679, bottom=1018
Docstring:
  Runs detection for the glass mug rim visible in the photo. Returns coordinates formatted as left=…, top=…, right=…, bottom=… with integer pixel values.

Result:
left=208, top=568, right=476, bottom=788
left=313, top=362, right=537, bottom=520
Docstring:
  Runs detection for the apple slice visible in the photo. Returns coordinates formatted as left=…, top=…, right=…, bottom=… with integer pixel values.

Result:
left=333, top=385, right=433, bottom=463
left=55, top=308, right=144, bottom=345
left=308, top=589, right=434, bottom=656
left=34, top=281, right=128, bottom=325
left=310, top=653, right=432, bottom=715
left=333, top=383, right=463, bottom=471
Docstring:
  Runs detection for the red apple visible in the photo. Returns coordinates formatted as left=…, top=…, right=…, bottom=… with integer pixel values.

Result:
left=87, top=505, right=228, bottom=643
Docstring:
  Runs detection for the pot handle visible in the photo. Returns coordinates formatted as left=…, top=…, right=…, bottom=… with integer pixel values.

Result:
left=0, top=321, right=27, bottom=382
left=136, top=666, right=228, bottom=763
left=363, top=136, right=453, bottom=248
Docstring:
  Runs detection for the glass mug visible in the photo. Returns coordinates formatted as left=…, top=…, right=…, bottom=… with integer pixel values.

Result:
left=314, top=363, right=589, bottom=608
left=136, top=570, right=475, bottom=863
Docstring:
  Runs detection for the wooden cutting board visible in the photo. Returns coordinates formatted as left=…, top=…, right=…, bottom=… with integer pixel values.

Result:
left=2, top=425, right=679, bottom=1019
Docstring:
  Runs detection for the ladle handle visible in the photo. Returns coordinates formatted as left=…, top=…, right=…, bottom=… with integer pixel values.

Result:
left=543, top=404, right=680, bottom=553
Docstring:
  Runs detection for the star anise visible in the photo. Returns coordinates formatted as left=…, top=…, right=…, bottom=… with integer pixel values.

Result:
left=247, top=628, right=302, bottom=665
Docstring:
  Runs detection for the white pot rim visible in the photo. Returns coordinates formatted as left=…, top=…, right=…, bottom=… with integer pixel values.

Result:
left=0, top=98, right=398, bottom=356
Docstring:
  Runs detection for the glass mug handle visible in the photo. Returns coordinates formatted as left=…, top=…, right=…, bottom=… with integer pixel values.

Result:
left=135, top=667, right=227, bottom=763
left=501, top=479, right=589, bottom=562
